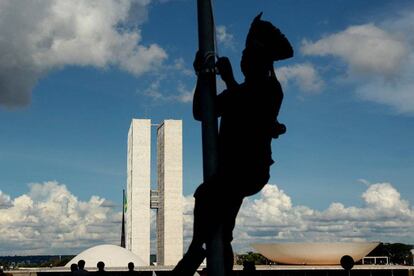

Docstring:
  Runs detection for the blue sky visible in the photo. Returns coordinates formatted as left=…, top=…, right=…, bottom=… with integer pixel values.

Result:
left=0, top=0, right=413, bottom=254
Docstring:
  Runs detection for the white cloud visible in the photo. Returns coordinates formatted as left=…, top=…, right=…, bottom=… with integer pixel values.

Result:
left=140, top=54, right=196, bottom=104
left=0, top=181, right=121, bottom=255
left=301, top=24, right=408, bottom=78
left=183, top=181, right=414, bottom=253
left=362, top=183, right=409, bottom=211
left=183, top=196, right=195, bottom=245
left=216, top=25, right=235, bottom=49
left=354, top=64, right=414, bottom=114
left=0, top=190, right=12, bottom=209
left=176, top=83, right=194, bottom=103
left=143, top=78, right=164, bottom=101
left=0, top=0, right=167, bottom=107
left=144, top=79, right=194, bottom=104
left=301, top=11, right=414, bottom=115
left=173, top=58, right=193, bottom=76
left=276, top=63, right=324, bottom=93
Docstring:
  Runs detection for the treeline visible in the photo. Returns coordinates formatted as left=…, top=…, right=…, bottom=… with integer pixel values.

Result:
left=0, top=255, right=74, bottom=269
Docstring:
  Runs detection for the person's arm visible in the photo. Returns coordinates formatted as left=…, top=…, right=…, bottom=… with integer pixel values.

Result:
left=192, top=51, right=204, bottom=121
left=193, top=54, right=238, bottom=120
left=216, top=57, right=238, bottom=90
left=193, top=79, right=203, bottom=121
left=270, top=76, right=286, bottom=138
left=215, top=57, right=238, bottom=116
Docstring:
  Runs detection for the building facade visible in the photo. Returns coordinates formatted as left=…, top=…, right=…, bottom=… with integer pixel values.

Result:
left=126, top=119, right=183, bottom=266
left=126, top=119, right=151, bottom=265
left=156, top=120, right=183, bottom=266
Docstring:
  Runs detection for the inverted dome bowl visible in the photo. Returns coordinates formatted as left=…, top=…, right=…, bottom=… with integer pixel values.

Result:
left=251, top=242, right=379, bottom=265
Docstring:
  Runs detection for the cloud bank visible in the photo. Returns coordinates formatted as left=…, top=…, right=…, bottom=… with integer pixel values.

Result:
left=1, top=180, right=412, bottom=255
left=0, top=181, right=120, bottom=255
left=184, top=181, right=413, bottom=253
left=0, top=0, right=167, bottom=107
left=301, top=10, right=414, bottom=115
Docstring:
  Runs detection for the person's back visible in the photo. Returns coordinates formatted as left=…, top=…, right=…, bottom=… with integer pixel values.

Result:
left=217, top=73, right=283, bottom=195
left=218, top=13, right=291, bottom=196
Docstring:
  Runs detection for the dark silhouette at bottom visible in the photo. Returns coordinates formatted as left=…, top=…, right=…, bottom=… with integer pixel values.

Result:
left=70, top=263, right=78, bottom=273
left=96, top=261, right=106, bottom=275
left=341, top=255, right=355, bottom=271
left=74, top=260, right=88, bottom=275
left=242, top=260, right=256, bottom=273
left=127, top=262, right=134, bottom=272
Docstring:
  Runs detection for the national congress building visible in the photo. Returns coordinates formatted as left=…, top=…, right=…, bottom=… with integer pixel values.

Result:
left=126, top=119, right=183, bottom=266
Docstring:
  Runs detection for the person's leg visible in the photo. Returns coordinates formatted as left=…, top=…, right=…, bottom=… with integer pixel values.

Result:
left=172, top=245, right=205, bottom=276
left=172, top=184, right=212, bottom=276
left=222, top=195, right=244, bottom=275
left=220, top=167, right=269, bottom=275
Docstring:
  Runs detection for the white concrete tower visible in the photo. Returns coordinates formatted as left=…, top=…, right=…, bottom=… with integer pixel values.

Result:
left=126, top=119, right=151, bottom=265
left=156, top=120, right=183, bottom=265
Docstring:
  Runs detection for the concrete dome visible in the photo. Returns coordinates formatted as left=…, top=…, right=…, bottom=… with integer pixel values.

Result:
left=251, top=242, right=379, bottom=265
left=65, top=244, right=146, bottom=268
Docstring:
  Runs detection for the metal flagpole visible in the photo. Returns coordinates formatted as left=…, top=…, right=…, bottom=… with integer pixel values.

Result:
left=196, top=0, right=225, bottom=275
left=121, top=189, right=126, bottom=248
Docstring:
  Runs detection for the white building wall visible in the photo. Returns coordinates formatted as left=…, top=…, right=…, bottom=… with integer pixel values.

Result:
left=156, top=120, right=183, bottom=265
left=126, top=119, right=151, bottom=265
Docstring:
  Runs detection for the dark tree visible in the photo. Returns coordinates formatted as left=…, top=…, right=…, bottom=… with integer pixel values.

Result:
left=368, top=243, right=413, bottom=265
left=236, top=252, right=270, bottom=265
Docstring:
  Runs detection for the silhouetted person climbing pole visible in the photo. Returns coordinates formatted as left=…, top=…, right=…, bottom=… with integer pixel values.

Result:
left=172, top=12, right=293, bottom=276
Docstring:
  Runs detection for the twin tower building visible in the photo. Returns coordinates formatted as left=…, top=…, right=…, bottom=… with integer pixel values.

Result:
left=126, top=119, right=183, bottom=266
